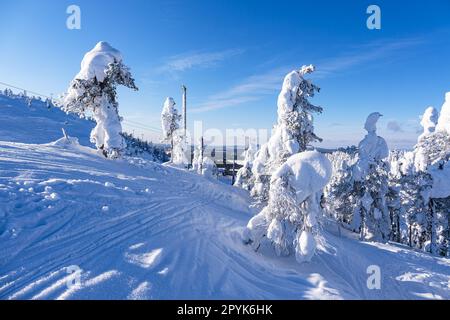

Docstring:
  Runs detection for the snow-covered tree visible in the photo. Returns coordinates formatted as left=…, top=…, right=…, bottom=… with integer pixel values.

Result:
left=201, top=157, right=218, bottom=178
left=234, top=143, right=256, bottom=191
left=63, top=41, right=138, bottom=159
left=160, top=97, right=188, bottom=167
left=412, top=95, right=450, bottom=256
left=353, top=113, right=391, bottom=242
left=251, top=65, right=323, bottom=203
left=435, top=92, right=450, bottom=135
left=323, top=149, right=358, bottom=225
left=192, top=138, right=205, bottom=174
left=245, top=151, right=332, bottom=263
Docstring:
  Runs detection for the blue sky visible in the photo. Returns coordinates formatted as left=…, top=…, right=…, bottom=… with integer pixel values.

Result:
left=1, top=0, right=450, bottom=148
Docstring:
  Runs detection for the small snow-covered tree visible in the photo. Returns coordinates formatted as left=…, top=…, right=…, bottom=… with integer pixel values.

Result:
left=245, top=151, right=332, bottom=263
left=251, top=65, right=323, bottom=203
left=63, top=41, right=138, bottom=159
left=234, top=143, right=256, bottom=191
left=192, top=138, right=205, bottom=174
left=353, top=113, right=391, bottom=242
left=323, top=149, right=358, bottom=225
left=201, top=157, right=218, bottom=178
left=160, top=97, right=188, bottom=167
left=161, top=97, right=181, bottom=159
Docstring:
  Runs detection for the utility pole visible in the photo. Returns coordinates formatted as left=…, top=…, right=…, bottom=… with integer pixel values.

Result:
left=199, top=136, right=204, bottom=174
left=182, top=85, right=187, bottom=137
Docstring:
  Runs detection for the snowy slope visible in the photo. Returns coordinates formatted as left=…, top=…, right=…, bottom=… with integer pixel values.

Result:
left=0, top=96, right=449, bottom=300
left=0, top=94, right=94, bottom=146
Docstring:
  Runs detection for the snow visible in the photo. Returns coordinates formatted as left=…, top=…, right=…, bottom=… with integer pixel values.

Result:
left=354, top=113, right=389, bottom=180
left=0, top=94, right=94, bottom=146
left=0, top=92, right=449, bottom=300
left=364, top=112, right=383, bottom=133
left=419, top=106, right=439, bottom=141
left=160, top=97, right=179, bottom=141
left=436, top=92, right=450, bottom=135
left=273, top=151, right=332, bottom=204
left=75, top=41, right=122, bottom=82
left=296, top=231, right=317, bottom=263
left=429, top=161, right=450, bottom=198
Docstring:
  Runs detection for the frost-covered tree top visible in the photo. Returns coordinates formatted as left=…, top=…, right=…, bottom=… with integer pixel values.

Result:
left=354, top=113, right=389, bottom=181
left=419, top=106, right=439, bottom=141
left=276, top=65, right=321, bottom=117
left=364, top=112, right=383, bottom=133
left=359, top=112, right=388, bottom=161
left=76, top=41, right=123, bottom=82
left=161, top=97, right=180, bottom=142
left=436, top=92, right=450, bottom=135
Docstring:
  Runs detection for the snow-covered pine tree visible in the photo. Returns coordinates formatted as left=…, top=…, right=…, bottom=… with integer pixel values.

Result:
left=234, top=143, right=256, bottom=191
left=245, top=151, right=332, bottom=264
left=63, top=41, right=138, bottom=159
left=251, top=65, right=323, bottom=203
left=353, top=113, right=391, bottom=242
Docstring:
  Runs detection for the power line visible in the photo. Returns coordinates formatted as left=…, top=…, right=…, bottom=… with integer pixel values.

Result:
left=122, top=121, right=162, bottom=134
left=0, top=79, right=163, bottom=134
left=0, top=81, right=53, bottom=99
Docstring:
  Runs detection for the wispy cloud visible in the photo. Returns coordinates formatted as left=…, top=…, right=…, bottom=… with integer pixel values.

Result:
left=191, top=36, right=426, bottom=113
left=191, top=67, right=288, bottom=113
left=157, top=49, right=244, bottom=74
left=315, top=37, right=425, bottom=78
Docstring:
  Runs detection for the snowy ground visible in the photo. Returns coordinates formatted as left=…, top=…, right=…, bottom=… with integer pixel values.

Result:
left=0, top=94, right=449, bottom=300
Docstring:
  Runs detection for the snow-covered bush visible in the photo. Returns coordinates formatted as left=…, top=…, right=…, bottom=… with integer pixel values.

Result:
left=251, top=65, right=323, bottom=203
left=201, top=157, right=218, bottom=178
left=63, top=41, right=138, bottom=159
left=234, top=144, right=256, bottom=191
left=245, top=151, right=332, bottom=263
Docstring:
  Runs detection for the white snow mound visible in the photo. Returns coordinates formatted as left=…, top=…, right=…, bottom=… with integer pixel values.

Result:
left=76, top=41, right=123, bottom=82
left=273, top=151, right=332, bottom=204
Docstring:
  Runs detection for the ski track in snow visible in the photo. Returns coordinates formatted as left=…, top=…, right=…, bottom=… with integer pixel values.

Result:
left=0, top=141, right=448, bottom=300
left=0, top=94, right=449, bottom=300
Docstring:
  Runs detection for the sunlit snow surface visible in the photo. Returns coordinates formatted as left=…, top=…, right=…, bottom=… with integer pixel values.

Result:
left=0, top=93, right=449, bottom=300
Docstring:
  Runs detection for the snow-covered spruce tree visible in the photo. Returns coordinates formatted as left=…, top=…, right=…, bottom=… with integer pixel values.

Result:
left=160, top=97, right=188, bottom=167
left=251, top=65, right=322, bottom=203
left=414, top=95, right=450, bottom=256
left=386, top=150, right=408, bottom=243
left=63, top=42, right=138, bottom=159
left=161, top=97, right=181, bottom=159
left=191, top=138, right=205, bottom=174
left=353, top=113, right=391, bottom=242
left=234, top=143, right=256, bottom=191
left=245, top=151, right=332, bottom=263
left=323, top=149, right=358, bottom=225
